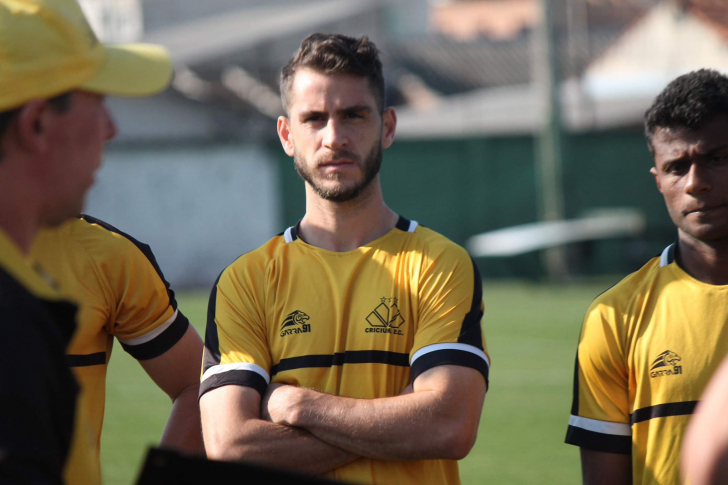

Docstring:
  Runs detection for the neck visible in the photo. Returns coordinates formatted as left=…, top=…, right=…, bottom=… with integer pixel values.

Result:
left=676, top=232, right=728, bottom=285
left=0, top=160, right=45, bottom=254
left=299, top=179, right=399, bottom=252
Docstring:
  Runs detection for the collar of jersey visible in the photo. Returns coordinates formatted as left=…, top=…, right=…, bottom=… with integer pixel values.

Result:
left=0, top=228, right=61, bottom=300
left=285, top=215, right=415, bottom=254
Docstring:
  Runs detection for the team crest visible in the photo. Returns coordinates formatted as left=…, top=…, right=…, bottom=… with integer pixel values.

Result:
left=365, top=297, right=405, bottom=336
left=280, top=310, right=311, bottom=337
left=650, top=350, right=683, bottom=378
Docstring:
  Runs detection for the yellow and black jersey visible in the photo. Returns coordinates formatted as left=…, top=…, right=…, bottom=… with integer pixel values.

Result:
left=566, top=242, right=728, bottom=485
left=30, top=215, right=190, bottom=480
left=0, top=228, right=97, bottom=484
left=202, top=216, right=489, bottom=485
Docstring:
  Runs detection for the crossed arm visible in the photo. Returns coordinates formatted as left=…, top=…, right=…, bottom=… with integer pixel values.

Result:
left=200, top=364, right=486, bottom=474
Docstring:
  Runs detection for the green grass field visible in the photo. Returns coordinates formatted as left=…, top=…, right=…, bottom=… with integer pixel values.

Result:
left=100, top=280, right=618, bottom=484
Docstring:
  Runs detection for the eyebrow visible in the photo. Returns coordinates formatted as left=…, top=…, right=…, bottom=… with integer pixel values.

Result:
left=298, top=105, right=373, bottom=119
left=661, top=144, right=728, bottom=168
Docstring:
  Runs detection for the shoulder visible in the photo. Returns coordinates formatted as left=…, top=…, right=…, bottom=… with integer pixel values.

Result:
left=34, top=215, right=151, bottom=261
left=591, top=254, right=663, bottom=309
left=398, top=220, right=474, bottom=268
left=218, top=232, right=288, bottom=283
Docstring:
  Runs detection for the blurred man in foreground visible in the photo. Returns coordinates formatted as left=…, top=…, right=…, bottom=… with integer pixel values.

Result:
left=199, top=33, right=489, bottom=484
left=0, top=0, right=176, bottom=481
left=566, top=69, right=728, bottom=485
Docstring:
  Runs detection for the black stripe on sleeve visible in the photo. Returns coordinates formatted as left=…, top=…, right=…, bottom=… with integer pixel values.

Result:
left=630, top=401, right=698, bottom=424
left=198, top=369, right=268, bottom=399
left=79, top=214, right=179, bottom=311
left=457, top=258, right=485, bottom=349
left=120, top=311, right=190, bottom=360
left=565, top=425, right=631, bottom=454
left=66, top=352, right=107, bottom=367
left=270, top=350, right=410, bottom=377
left=202, top=272, right=224, bottom=374
left=411, top=348, right=489, bottom=387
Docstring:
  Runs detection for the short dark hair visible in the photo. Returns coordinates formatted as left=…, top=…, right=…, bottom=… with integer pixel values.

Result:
left=0, top=92, right=73, bottom=161
left=644, top=69, right=728, bottom=155
left=280, top=33, right=385, bottom=114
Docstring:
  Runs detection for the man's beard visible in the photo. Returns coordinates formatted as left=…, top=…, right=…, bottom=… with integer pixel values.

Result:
left=294, top=143, right=382, bottom=203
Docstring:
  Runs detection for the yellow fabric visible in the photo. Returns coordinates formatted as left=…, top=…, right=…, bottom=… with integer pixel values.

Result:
left=568, top=245, right=728, bottom=485
left=0, top=0, right=171, bottom=111
left=204, top=221, right=489, bottom=485
left=0, top=228, right=97, bottom=484
left=31, top=217, right=180, bottom=482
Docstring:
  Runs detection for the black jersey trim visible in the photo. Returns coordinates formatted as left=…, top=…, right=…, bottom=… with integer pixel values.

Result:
left=570, top=352, right=580, bottom=416
left=203, top=272, right=224, bottom=373
left=198, top=369, right=268, bottom=400
left=79, top=214, right=179, bottom=311
left=630, top=401, right=698, bottom=424
left=395, top=216, right=411, bottom=232
left=565, top=425, right=631, bottom=454
left=121, top=312, right=190, bottom=360
left=457, top=258, right=485, bottom=349
left=410, top=348, right=489, bottom=387
left=66, top=352, right=107, bottom=367
left=270, top=350, right=410, bottom=377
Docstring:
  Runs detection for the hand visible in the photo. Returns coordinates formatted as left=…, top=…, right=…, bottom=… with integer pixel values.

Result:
left=261, top=383, right=296, bottom=425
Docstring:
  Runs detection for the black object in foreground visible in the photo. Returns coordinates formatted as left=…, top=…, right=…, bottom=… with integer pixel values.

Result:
left=136, top=447, right=347, bottom=485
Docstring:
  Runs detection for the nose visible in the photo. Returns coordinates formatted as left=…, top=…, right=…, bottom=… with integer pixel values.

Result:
left=685, top=163, right=711, bottom=195
left=103, top=104, right=118, bottom=141
left=322, top=119, right=347, bottom=149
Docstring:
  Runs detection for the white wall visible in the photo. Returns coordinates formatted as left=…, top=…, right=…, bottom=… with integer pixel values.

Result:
left=84, top=143, right=281, bottom=289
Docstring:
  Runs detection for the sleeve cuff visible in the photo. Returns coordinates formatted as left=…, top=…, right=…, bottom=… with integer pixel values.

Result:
left=411, top=344, right=490, bottom=388
left=119, top=311, right=190, bottom=360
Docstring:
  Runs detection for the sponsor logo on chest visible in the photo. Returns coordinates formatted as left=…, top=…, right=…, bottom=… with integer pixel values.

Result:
left=649, top=349, right=683, bottom=378
left=280, top=310, right=311, bottom=337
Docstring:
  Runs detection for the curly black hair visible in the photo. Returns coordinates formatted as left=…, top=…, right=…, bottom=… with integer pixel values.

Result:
left=280, top=33, right=385, bottom=114
left=644, top=69, right=728, bottom=155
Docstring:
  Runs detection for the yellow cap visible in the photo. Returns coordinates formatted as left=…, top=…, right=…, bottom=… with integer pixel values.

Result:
left=0, top=0, right=173, bottom=111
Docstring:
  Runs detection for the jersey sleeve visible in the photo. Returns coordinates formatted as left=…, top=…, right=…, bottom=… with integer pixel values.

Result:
left=565, top=298, right=631, bottom=453
left=409, top=246, right=490, bottom=387
left=81, top=215, right=189, bottom=360
left=199, top=260, right=271, bottom=399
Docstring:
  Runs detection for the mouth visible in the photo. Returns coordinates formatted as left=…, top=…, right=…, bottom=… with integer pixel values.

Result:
left=684, top=203, right=728, bottom=215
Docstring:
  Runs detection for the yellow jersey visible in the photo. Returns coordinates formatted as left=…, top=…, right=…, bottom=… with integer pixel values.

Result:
left=202, top=217, right=489, bottom=485
left=566, top=242, right=728, bottom=484
left=31, top=215, right=191, bottom=482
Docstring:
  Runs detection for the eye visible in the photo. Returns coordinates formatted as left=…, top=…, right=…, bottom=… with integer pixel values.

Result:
left=344, top=112, right=363, bottom=120
left=666, top=162, right=689, bottom=175
left=709, top=154, right=728, bottom=165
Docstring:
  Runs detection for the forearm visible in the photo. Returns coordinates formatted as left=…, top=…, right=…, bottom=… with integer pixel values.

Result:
left=159, top=385, right=205, bottom=456
left=204, top=417, right=358, bottom=474
left=285, top=390, right=464, bottom=461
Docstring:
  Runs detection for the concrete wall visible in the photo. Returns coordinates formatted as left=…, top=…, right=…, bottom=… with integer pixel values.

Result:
left=84, top=143, right=281, bottom=289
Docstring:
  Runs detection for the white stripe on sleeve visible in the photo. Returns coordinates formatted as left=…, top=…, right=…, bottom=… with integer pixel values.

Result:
left=201, top=362, right=270, bottom=385
left=117, top=309, right=178, bottom=346
left=568, top=415, right=631, bottom=436
left=411, top=342, right=490, bottom=368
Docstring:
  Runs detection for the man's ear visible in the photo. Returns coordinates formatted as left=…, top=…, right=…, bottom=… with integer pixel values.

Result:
left=13, top=100, right=53, bottom=155
left=277, top=116, right=295, bottom=157
left=650, top=166, right=662, bottom=193
left=381, top=107, right=396, bottom=149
